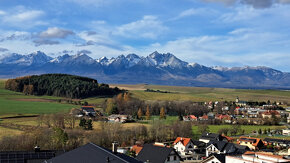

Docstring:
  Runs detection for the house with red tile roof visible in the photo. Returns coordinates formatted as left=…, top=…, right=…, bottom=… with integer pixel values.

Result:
left=131, top=145, right=143, bottom=155
left=183, top=115, right=197, bottom=121
left=173, top=137, right=195, bottom=156
left=215, top=114, right=230, bottom=120
left=261, top=110, right=281, bottom=118
left=237, top=137, right=264, bottom=150
left=199, top=115, right=209, bottom=121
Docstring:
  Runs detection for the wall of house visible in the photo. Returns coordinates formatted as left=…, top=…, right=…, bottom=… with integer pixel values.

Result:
left=203, top=157, right=222, bottom=163
left=206, top=144, right=220, bottom=157
left=226, top=156, right=252, bottom=163
left=199, top=139, right=210, bottom=143
left=165, top=152, right=180, bottom=163
left=239, top=141, right=256, bottom=150
left=174, top=141, right=195, bottom=156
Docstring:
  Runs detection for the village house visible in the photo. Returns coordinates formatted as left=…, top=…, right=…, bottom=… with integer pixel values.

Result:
left=199, top=115, right=209, bottom=121
left=282, top=129, right=290, bottom=136
left=202, top=154, right=226, bottom=163
left=226, top=151, right=290, bottom=163
left=173, top=137, right=195, bottom=156
left=237, top=137, right=264, bottom=150
left=235, top=97, right=247, bottom=107
left=263, top=138, right=290, bottom=148
left=131, top=144, right=143, bottom=156
left=247, top=109, right=260, bottom=118
left=0, top=146, right=63, bottom=163
left=107, top=114, right=131, bottom=123
left=183, top=115, right=197, bottom=121
left=215, top=114, right=232, bottom=123
left=205, top=140, right=249, bottom=157
left=199, top=133, right=228, bottom=143
left=261, top=110, right=281, bottom=119
left=136, top=144, right=182, bottom=163
left=45, top=142, right=142, bottom=163
left=81, top=106, right=96, bottom=117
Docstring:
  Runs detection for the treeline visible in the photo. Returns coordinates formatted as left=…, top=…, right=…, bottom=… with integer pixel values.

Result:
left=103, top=93, right=208, bottom=117
left=0, top=114, right=192, bottom=151
left=5, top=74, right=121, bottom=98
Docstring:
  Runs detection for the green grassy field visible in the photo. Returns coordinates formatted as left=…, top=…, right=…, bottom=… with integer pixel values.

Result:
left=124, top=84, right=290, bottom=103
left=0, top=80, right=74, bottom=116
left=192, top=125, right=286, bottom=135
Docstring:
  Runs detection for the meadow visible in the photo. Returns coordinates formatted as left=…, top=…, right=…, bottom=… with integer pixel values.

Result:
left=0, top=80, right=74, bottom=116
left=119, top=84, right=290, bottom=103
left=0, top=80, right=289, bottom=140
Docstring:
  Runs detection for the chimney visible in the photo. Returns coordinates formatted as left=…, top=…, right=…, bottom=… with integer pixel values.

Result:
left=112, top=141, right=118, bottom=153
left=34, top=146, right=40, bottom=152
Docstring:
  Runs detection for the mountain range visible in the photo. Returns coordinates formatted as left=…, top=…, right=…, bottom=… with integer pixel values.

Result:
left=0, top=51, right=290, bottom=89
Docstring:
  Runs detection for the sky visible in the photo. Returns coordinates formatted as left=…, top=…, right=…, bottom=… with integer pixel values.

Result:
left=0, top=0, right=290, bottom=71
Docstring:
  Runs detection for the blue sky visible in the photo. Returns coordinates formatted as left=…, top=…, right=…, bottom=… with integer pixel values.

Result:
left=0, top=0, right=290, bottom=71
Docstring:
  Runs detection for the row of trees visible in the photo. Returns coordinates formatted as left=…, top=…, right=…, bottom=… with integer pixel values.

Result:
left=0, top=119, right=193, bottom=151
left=103, top=92, right=209, bottom=117
left=5, top=74, right=121, bottom=99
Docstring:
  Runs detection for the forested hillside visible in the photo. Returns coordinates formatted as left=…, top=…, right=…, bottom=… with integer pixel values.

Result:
left=5, top=74, right=121, bottom=98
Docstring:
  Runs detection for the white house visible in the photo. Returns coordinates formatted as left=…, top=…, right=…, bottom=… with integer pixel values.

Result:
left=202, top=154, right=225, bottom=163
left=282, top=129, right=290, bottom=136
left=173, top=137, right=195, bottom=156
left=226, top=152, right=290, bottom=163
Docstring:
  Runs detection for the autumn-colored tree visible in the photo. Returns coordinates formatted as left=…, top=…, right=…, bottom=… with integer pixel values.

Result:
left=123, top=92, right=130, bottom=102
left=137, top=108, right=143, bottom=119
left=117, top=93, right=123, bottom=102
left=106, top=99, right=115, bottom=115
left=160, top=107, right=166, bottom=119
left=23, top=85, right=34, bottom=95
left=145, top=106, right=151, bottom=120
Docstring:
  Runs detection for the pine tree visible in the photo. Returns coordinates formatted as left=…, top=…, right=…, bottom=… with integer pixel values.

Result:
left=79, top=118, right=86, bottom=128
left=178, top=113, right=183, bottom=121
left=160, top=107, right=166, bottom=119
left=86, top=119, right=93, bottom=130
left=137, top=108, right=143, bottom=119
left=145, top=106, right=150, bottom=120
left=258, top=128, right=262, bottom=134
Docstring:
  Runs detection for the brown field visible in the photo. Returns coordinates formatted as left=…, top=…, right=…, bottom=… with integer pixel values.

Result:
left=110, top=84, right=147, bottom=90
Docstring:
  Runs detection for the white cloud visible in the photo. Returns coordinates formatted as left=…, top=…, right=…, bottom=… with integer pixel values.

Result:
left=114, top=15, right=168, bottom=39
left=201, top=0, right=290, bottom=8
left=172, top=8, right=218, bottom=20
left=0, top=10, right=6, bottom=15
left=134, top=29, right=290, bottom=71
left=2, top=10, right=44, bottom=23
left=39, top=27, right=74, bottom=39
left=201, top=0, right=236, bottom=6
left=0, top=7, right=46, bottom=28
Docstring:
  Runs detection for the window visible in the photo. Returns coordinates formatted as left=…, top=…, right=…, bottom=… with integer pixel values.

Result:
left=167, top=157, right=170, bottom=161
left=174, top=156, right=177, bottom=160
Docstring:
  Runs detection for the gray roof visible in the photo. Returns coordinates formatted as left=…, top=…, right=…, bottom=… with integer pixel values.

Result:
left=264, top=138, right=290, bottom=145
left=207, top=140, right=249, bottom=154
left=0, top=150, right=61, bottom=163
left=136, top=144, right=181, bottom=163
left=45, top=143, right=141, bottom=163
left=200, top=132, right=225, bottom=141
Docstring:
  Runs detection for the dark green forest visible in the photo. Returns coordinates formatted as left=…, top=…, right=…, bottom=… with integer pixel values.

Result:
left=5, top=74, right=121, bottom=98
